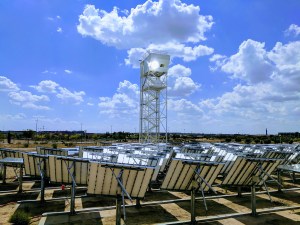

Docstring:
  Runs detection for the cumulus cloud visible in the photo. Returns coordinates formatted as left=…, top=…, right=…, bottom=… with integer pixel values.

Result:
left=172, top=77, right=201, bottom=96
left=56, top=87, right=85, bottom=104
left=98, top=80, right=139, bottom=116
left=167, top=98, right=204, bottom=131
left=168, top=64, right=191, bottom=78
left=217, top=39, right=274, bottom=84
left=8, top=91, right=50, bottom=110
left=125, top=43, right=214, bottom=68
left=78, top=0, right=214, bottom=68
left=285, top=24, right=300, bottom=37
left=0, top=76, right=19, bottom=92
left=205, top=39, right=300, bottom=128
left=77, top=1, right=213, bottom=49
left=31, top=80, right=59, bottom=93
left=168, top=64, right=200, bottom=97
left=31, top=79, right=85, bottom=104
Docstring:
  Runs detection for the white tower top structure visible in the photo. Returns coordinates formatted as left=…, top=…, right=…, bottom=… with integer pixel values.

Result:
left=139, top=52, right=170, bottom=143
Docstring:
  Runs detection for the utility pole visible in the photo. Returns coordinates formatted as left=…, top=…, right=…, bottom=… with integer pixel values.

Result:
left=35, top=118, right=38, bottom=141
left=81, top=123, right=83, bottom=143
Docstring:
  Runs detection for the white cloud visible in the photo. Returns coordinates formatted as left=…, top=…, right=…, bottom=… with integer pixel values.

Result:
left=268, top=41, right=300, bottom=71
left=98, top=80, right=139, bottom=117
left=204, top=39, right=300, bottom=132
left=42, top=70, right=57, bottom=75
left=125, top=42, right=213, bottom=68
left=0, top=76, right=19, bottom=92
left=8, top=91, right=49, bottom=102
left=56, top=87, right=85, bottom=104
left=147, top=42, right=213, bottom=61
left=78, top=1, right=214, bottom=68
left=171, top=77, right=201, bottom=96
left=209, top=54, right=226, bottom=62
left=168, top=64, right=191, bottom=78
left=1, top=113, right=27, bottom=120
left=57, top=27, right=63, bottom=33
left=77, top=1, right=213, bottom=49
left=168, top=98, right=203, bottom=119
left=285, top=24, right=300, bottom=37
left=124, top=48, right=147, bottom=68
left=31, top=79, right=85, bottom=105
left=168, top=64, right=200, bottom=97
left=219, top=39, right=274, bottom=84
left=8, top=91, right=50, bottom=110
left=31, top=80, right=59, bottom=93
left=64, top=69, right=72, bottom=74
left=47, top=15, right=61, bottom=21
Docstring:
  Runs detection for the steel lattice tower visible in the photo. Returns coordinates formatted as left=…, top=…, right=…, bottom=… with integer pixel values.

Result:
left=139, top=52, right=170, bottom=143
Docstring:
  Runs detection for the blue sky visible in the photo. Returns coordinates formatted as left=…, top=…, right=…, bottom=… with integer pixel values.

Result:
left=1, top=0, right=300, bottom=134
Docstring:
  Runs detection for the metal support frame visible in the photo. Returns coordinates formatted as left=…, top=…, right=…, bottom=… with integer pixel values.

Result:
left=136, top=198, right=141, bottom=208
left=18, top=165, right=23, bottom=193
left=0, top=158, right=23, bottom=192
left=191, top=184, right=196, bottom=224
left=251, top=184, right=257, bottom=216
left=237, top=186, right=242, bottom=197
left=61, top=160, right=77, bottom=215
left=277, top=170, right=282, bottom=192
left=36, top=158, right=46, bottom=202
left=116, top=196, right=122, bottom=225
left=187, top=163, right=220, bottom=224
left=193, top=165, right=217, bottom=212
left=250, top=161, right=283, bottom=216
left=2, top=164, right=6, bottom=184
left=110, top=168, right=133, bottom=225
left=257, top=162, right=282, bottom=203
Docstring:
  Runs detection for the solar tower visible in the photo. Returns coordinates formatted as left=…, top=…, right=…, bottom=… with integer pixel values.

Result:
left=139, top=52, right=170, bottom=143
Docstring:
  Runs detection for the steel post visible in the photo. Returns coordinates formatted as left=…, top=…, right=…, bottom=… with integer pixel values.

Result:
left=2, top=165, right=6, bottom=184
left=237, top=186, right=242, bottom=197
left=277, top=170, right=282, bottom=192
left=18, top=165, right=23, bottom=193
left=191, top=187, right=196, bottom=224
left=116, top=196, right=122, bottom=225
left=70, top=181, right=76, bottom=215
left=136, top=198, right=141, bottom=208
left=251, top=185, right=257, bottom=216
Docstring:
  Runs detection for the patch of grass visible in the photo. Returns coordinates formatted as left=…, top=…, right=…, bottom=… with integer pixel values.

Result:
left=9, top=210, right=30, bottom=225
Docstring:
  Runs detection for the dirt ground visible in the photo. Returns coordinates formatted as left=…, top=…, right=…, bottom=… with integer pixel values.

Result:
left=1, top=148, right=300, bottom=224
left=1, top=168, right=300, bottom=225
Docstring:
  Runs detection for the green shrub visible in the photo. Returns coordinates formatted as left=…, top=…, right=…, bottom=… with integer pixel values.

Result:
left=23, top=143, right=29, bottom=148
left=64, top=142, right=74, bottom=147
left=234, top=137, right=242, bottom=142
left=52, top=143, right=57, bottom=149
left=245, top=138, right=252, bottom=144
left=9, top=210, right=30, bottom=225
left=254, top=139, right=260, bottom=144
left=225, top=138, right=231, bottom=143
